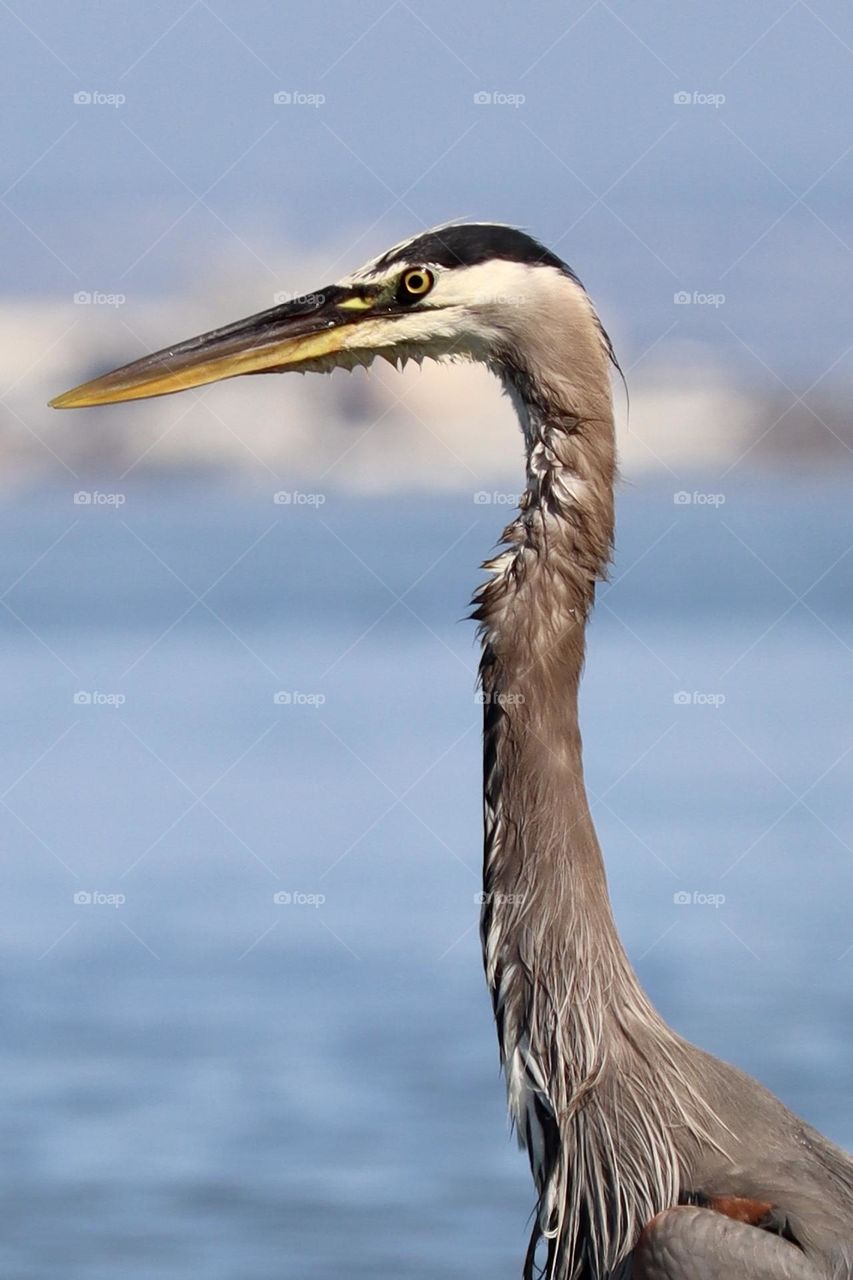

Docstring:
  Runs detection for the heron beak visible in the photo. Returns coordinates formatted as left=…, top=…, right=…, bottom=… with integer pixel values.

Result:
left=49, top=286, right=381, bottom=409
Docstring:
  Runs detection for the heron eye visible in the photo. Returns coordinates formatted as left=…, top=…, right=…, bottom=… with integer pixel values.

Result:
left=399, top=268, right=434, bottom=301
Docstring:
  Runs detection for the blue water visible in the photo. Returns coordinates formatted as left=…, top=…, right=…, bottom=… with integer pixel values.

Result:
left=1, top=476, right=851, bottom=1278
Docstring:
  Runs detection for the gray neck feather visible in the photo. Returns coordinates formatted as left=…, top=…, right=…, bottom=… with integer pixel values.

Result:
left=473, top=313, right=718, bottom=1279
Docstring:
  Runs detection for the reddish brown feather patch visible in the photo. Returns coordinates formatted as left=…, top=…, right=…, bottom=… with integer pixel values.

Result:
left=636, top=1196, right=777, bottom=1248
left=706, top=1195, right=774, bottom=1225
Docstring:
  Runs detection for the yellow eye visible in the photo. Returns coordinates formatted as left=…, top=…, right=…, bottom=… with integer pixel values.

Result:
left=400, top=267, right=434, bottom=299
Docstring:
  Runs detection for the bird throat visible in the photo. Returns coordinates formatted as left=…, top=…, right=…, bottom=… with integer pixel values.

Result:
left=471, top=369, right=687, bottom=1278
left=473, top=390, right=622, bottom=1033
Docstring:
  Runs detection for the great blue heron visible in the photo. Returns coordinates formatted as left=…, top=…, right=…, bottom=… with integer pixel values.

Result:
left=52, top=223, right=852, bottom=1278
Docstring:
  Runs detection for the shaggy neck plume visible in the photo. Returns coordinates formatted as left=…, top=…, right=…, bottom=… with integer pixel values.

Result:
left=474, top=338, right=695, bottom=1279
left=475, top=343, right=622, bottom=992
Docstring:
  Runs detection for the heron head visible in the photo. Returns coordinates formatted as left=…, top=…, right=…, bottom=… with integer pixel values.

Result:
left=50, top=223, right=612, bottom=409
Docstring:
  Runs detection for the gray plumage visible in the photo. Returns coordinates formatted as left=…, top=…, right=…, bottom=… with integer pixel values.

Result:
left=466, top=232, right=852, bottom=1278
left=51, top=221, right=853, bottom=1279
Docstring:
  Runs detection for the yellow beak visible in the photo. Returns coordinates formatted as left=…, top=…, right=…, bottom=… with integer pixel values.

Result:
left=49, top=287, right=376, bottom=409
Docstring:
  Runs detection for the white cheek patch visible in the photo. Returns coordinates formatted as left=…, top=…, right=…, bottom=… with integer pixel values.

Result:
left=334, top=252, right=600, bottom=381
left=335, top=263, right=553, bottom=358
left=427, top=259, right=544, bottom=310
left=335, top=309, right=467, bottom=354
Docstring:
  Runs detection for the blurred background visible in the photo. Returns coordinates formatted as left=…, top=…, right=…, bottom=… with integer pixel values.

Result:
left=1, top=2, right=852, bottom=1277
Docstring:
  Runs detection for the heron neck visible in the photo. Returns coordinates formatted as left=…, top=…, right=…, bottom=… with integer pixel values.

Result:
left=475, top=347, right=702, bottom=1280
left=474, top=360, right=644, bottom=1018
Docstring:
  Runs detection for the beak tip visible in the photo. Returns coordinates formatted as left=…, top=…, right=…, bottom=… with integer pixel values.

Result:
left=49, top=386, right=103, bottom=409
left=49, top=387, right=87, bottom=409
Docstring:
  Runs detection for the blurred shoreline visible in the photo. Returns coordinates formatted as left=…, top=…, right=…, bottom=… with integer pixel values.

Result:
left=6, top=295, right=853, bottom=494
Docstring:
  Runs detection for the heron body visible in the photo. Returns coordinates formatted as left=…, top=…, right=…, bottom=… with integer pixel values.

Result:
left=52, top=222, right=853, bottom=1278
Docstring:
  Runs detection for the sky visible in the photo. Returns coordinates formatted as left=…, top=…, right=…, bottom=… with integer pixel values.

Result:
left=2, top=14, right=852, bottom=1255
left=3, top=0, right=853, bottom=387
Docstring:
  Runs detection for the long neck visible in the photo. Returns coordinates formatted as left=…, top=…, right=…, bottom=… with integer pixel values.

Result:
left=475, top=326, right=632, bottom=1023
left=474, top=327, right=700, bottom=1278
